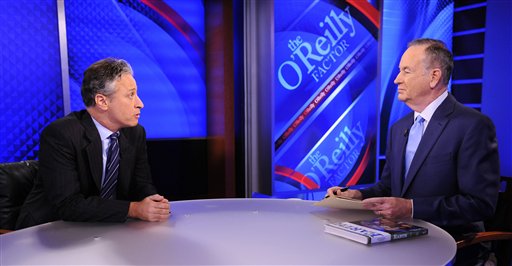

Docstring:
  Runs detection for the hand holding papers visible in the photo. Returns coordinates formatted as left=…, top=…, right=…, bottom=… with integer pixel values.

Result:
left=314, top=195, right=365, bottom=210
left=315, top=186, right=365, bottom=210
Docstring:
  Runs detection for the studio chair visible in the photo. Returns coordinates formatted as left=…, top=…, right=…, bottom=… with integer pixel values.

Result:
left=0, top=160, right=38, bottom=234
left=456, top=176, right=512, bottom=265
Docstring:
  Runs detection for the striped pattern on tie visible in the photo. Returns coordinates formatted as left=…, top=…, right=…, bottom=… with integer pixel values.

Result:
left=101, top=132, right=120, bottom=199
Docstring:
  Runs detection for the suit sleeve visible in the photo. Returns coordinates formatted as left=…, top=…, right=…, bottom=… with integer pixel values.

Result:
left=39, top=123, right=130, bottom=222
left=129, top=126, right=158, bottom=199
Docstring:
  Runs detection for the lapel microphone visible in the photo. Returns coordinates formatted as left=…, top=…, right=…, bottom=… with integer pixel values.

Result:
left=403, top=128, right=409, bottom=137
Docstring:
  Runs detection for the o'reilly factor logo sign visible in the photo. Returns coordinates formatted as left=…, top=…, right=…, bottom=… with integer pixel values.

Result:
left=273, top=0, right=378, bottom=199
left=277, top=7, right=355, bottom=90
left=304, top=121, right=364, bottom=185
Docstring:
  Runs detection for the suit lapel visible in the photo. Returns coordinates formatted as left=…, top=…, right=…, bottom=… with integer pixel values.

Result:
left=81, top=112, right=103, bottom=190
left=401, top=95, right=456, bottom=195
left=394, top=114, right=413, bottom=195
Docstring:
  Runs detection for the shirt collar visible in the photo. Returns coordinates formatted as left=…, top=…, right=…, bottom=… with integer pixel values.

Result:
left=91, top=117, right=116, bottom=141
left=415, top=90, right=448, bottom=122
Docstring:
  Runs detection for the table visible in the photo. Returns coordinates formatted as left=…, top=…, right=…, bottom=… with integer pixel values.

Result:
left=0, top=198, right=456, bottom=265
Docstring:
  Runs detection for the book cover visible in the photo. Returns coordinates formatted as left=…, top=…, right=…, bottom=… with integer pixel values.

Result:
left=324, top=218, right=428, bottom=245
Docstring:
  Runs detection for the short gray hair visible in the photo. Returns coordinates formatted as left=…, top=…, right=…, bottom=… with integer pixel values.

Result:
left=81, top=58, right=133, bottom=107
left=408, top=38, right=453, bottom=85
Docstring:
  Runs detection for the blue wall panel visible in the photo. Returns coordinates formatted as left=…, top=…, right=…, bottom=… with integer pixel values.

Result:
left=65, top=0, right=206, bottom=139
left=0, top=0, right=208, bottom=162
left=482, top=0, right=512, bottom=176
left=0, top=0, right=63, bottom=162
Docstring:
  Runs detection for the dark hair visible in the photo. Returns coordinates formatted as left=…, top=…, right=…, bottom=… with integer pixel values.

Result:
left=81, top=58, right=133, bottom=107
left=408, top=38, right=453, bottom=85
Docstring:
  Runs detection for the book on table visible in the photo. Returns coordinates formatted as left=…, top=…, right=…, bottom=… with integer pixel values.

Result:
left=324, top=217, right=428, bottom=245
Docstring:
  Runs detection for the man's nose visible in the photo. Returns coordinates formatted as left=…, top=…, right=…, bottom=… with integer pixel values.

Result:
left=394, top=73, right=401, bottom=84
left=136, top=95, right=144, bottom=109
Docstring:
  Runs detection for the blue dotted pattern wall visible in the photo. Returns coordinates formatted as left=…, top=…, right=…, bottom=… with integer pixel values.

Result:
left=65, top=0, right=207, bottom=138
left=0, top=0, right=208, bottom=163
left=0, top=0, right=63, bottom=162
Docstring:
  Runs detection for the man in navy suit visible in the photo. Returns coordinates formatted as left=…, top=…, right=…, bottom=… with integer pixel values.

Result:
left=327, top=39, right=500, bottom=264
left=17, top=58, right=170, bottom=229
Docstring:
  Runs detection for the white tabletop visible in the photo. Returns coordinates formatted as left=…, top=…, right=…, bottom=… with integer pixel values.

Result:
left=1, top=198, right=456, bottom=265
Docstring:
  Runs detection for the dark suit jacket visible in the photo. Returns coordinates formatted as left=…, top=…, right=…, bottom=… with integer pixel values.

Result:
left=16, top=110, right=157, bottom=229
left=360, top=94, right=500, bottom=233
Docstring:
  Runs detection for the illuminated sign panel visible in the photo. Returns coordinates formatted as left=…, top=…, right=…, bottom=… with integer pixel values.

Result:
left=273, top=0, right=379, bottom=199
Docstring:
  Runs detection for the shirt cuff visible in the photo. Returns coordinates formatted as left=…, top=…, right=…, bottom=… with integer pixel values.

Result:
left=410, top=199, right=414, bottom=218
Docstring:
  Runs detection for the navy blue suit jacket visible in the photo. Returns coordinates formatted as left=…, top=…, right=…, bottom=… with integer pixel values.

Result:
left=361, top=94, right=500, bottom=231
left=16, top=110, right=157, bottom=229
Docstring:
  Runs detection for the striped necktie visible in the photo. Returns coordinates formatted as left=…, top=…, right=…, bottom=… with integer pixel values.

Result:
left=101, top=132, right=120, bottom=199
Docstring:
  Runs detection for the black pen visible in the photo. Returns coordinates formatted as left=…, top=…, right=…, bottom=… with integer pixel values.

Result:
left=324, top=186, right=350, bottom=198
left=338, top=186, right=350, bottom=193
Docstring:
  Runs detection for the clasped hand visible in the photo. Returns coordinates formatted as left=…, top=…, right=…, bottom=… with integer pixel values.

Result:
left=129, top=194, right=171, bottom=222
left=326, top=187, right=412, bottom=219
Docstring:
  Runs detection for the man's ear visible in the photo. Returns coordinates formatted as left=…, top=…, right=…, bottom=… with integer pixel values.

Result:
left=429, top=68, right=442, bottom=88
left=95, top=94, right=109, bottom=111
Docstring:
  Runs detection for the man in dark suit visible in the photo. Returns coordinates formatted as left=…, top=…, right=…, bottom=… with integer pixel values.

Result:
left=327, top=39, right=500, bottom=264
left=16, top=58, right=170, bottom=229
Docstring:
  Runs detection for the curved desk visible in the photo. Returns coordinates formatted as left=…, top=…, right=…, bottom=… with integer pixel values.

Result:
left=1, top=198, right=456, bottom=265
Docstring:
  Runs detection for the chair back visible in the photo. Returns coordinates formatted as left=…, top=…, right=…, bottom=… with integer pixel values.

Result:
left=486, top=176, right=512, bottom=265
left=486, top=176, right=512, bottom=232
left=0, top=160, right=38, bottom=230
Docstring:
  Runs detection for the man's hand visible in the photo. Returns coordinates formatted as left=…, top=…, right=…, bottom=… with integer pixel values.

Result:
left=326, top=186, right=363, bottom=200
left=128, top=194, right=171, bottom=222
left=362, top=197, right=412, bottom=219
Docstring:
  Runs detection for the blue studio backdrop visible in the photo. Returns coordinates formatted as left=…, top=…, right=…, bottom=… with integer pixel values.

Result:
left=1, top=0, right=509, bottom=187
left=0, top=0, right=207, bottom=162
